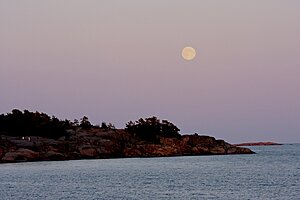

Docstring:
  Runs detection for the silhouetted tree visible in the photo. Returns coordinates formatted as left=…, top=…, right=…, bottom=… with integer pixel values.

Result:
left=125, top=116, right=181, bottom=143
left=101, top=122, right=108, bottom=129
left=80, top=116, right=92, bottom=129
left=107, top=123, right=116, bottom=130
left=72, top=119, right=79, bottom=127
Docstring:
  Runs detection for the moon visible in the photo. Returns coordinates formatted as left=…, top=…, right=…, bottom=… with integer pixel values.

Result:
left=182, top=47, right=196, bottom=61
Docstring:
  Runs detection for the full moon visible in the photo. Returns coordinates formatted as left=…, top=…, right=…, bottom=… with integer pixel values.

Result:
left=182, top=47, right=196, bottom=61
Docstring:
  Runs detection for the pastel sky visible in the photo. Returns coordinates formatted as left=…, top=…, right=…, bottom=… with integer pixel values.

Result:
left=1, top=1, right=300, bottom=143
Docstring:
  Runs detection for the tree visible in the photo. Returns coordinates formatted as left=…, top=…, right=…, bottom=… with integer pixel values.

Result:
left=125, top=116, right=181, bottom=142
left=107, top=123, right=116, bottom=130
left=80, top=116, right=92, bottom=129
left=101, top=122, right=108, bottom=129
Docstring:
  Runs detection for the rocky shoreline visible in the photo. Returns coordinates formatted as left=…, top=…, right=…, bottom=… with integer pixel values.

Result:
left=0, top=128, right=254, bottom=163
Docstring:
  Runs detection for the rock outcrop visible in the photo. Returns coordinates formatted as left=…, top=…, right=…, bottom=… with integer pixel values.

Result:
left=0, top=128, right=254, bottom=163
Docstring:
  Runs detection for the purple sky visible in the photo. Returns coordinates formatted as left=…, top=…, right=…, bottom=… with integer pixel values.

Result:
left=1, top=1, right=300, bottom=143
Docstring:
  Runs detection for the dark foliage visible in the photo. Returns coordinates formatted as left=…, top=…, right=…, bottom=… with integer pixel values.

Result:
left=125, top=116, right=181, bottom=142
left=0, top=109, right=72, bottom=139
left=101, top=122, right=116, bottom=130
left=0, top=110, right=180, bottom=142
left=79, top=116, right=92, bottom=129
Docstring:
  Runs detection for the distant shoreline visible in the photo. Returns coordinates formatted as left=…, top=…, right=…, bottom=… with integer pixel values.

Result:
left=233, top=142, right=282, bottom=146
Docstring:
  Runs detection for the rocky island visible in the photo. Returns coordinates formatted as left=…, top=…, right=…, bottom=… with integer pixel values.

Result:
left=234, top=142, right=282, bottom=146
left=0, top=110, right=254, bottom=163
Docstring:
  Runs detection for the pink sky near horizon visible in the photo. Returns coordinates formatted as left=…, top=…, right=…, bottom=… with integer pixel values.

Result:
left=1, top=1, right=300, bottom=143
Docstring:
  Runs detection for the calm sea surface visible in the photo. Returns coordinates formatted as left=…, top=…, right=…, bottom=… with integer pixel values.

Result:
left=0, top=144, right=299, bottom=200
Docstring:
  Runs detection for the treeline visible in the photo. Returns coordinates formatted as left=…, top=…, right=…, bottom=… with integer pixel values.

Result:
left=0, top=109, right=93, bottom=139
left=0, top=109, right=70, bottom=139
left=0, top=109, right=181, bottom=141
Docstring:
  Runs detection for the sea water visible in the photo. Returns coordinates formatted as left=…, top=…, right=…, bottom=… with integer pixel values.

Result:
left=0, top=144, right=299, bottom=200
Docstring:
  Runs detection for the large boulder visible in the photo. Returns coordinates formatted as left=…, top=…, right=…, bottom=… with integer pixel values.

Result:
left=79, top=146, right=98, bottom=158
left=209, top=146, right=226, bottom=154
left=227, top=146, right=253, bottom=154
left=2, top=148, right=39, bottom=162
left=191, top=146, right=209, bottom=154
left=43, top=151, right=66, bottom=161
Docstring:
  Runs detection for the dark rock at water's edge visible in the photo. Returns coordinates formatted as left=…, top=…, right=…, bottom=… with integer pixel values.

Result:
left=234, top=142, right=282, bottom=146
left=0, top=129, right=254, bottom=163
left=0, top=110, right=254, bottom=163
